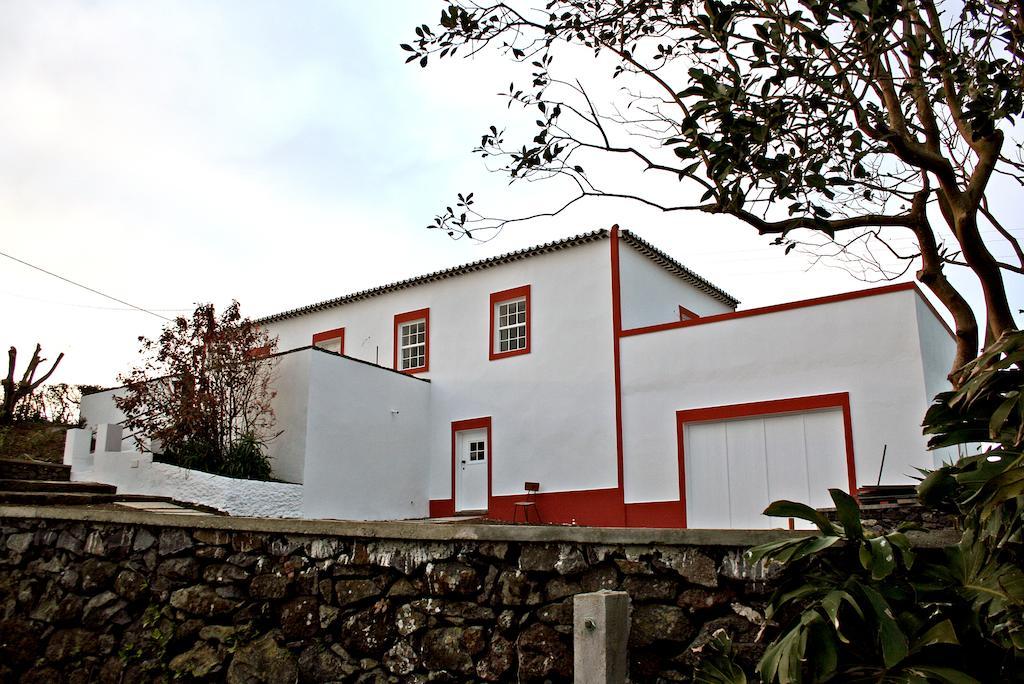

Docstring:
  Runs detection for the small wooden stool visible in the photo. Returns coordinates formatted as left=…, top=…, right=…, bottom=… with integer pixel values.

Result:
left=512, top=481, right=541, bottom=524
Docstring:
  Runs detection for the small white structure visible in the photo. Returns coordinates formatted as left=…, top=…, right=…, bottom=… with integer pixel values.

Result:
left=65, top=424, right=303, bottom=518
left=79, top=227, right=955, bottom=527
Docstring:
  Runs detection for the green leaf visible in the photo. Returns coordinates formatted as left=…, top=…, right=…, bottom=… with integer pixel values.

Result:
left=860, top=584, right=909, bottom=668
left=762, top=500, right=835, bottom=535
left=865, top=536, right=897, bottom=580
left=829, top=488, right=863, bottom=540
left=909, top=619, right=959, bottom=653
left=693, top=629, right=747, bottom=684
left=818, top=589, right=861, bottom=644
left=885, top=531, right=915, bottom=570
left=903, top=666, right=981, bottom=684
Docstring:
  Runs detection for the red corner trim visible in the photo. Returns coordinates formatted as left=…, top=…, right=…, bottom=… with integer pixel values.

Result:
left=678, top=305, right=700, bottom=321
left=449, top=417, right=492, bottom=515
left=489, top=285, right=531, bottom=360
left=609, top=225, right=627, bottom=526
left=623, top=282, right=953, bottom=340
left=312, top=327, right=345, bottom=353
left=393, top=308, right=430, bottom=374
left=675, top=392, right=858, bottom=528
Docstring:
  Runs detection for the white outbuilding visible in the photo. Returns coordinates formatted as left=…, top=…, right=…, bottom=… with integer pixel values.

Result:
left=80, top=227, right=956, bottom=528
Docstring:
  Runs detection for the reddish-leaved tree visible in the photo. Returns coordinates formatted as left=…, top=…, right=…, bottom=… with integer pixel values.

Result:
left=115, top=302, right=279, bottom=476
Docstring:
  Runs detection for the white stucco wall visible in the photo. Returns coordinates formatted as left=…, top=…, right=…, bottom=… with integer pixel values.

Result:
left=617, top=240, right=735, bottom=330
left=620, top=287, right=955, bottom=504
left=266, top=350, right=310, bottom=484
left=77, top=442, right=302, bottom=517
left=914, top=296, right=959, bottom=467
left=77, top=351, right=312, bottom=485
left=301, top=349, right=432, bottom=520
left=266, top=239, right=623, bottom=501
left=80, top=388, right=137, bottom=451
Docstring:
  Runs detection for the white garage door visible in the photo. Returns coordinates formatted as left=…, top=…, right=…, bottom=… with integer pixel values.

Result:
left=683, top=408, right=850, bottom=529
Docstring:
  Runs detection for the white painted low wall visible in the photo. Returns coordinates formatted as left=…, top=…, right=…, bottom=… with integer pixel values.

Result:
left=66, top=426, right=302, bottom=518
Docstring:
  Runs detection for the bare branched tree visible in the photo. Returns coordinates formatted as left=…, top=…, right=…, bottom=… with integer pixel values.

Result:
left=405, top=0, right=1024, bottom=376
left=1, top=344, right=64, bottom=425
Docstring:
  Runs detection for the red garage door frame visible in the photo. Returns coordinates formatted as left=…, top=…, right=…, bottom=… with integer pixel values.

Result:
left=675, top=392, right=857, bottom=528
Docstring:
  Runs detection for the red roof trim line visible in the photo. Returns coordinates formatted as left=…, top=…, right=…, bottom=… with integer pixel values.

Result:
left=621, top=282, right=954, bottom=340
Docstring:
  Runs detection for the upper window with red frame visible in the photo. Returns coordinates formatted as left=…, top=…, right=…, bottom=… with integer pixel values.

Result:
left=490, top=285, right=531, bottom=360
left=394, top=308, right=429, bottom=373
left=312, top=327, right=345, bottom=355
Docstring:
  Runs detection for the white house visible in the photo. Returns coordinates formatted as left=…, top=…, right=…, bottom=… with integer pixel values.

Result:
left=80, top=226, right=955, bottom=528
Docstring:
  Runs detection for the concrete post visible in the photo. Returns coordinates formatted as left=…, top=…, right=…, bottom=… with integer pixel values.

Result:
left=573, top=590, right=630, bottom=684
left=96, top=423, right=122, bottom=453
left=63, top=428, right=91, bottom=466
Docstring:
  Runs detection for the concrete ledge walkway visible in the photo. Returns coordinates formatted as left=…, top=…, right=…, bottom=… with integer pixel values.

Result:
left=0, top=504, right=957, bottom=548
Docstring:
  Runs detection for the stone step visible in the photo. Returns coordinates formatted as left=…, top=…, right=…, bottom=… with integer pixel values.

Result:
left=0, top=490, right=118, bottom=506
left=113, top=494, right=178, bottom=504
left=0, top=479, right=116, bottom=494
left=0, top=457, right=72, bottom=482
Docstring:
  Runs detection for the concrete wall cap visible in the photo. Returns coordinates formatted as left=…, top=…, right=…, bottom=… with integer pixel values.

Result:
left=0, top=505, right=955, bottom=548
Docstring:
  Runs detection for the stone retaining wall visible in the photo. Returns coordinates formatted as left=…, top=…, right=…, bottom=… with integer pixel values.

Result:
left=0, top=508, right=950, bottom=683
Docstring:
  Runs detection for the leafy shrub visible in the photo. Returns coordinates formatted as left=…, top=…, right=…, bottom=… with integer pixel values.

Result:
left=157, top=432, right=271, bottom=481
left=220, top=433, right=271, bottom=481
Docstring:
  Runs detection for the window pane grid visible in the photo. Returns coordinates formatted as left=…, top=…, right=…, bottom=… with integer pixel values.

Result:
left=469, top=441, right=485, bottom=461
left=496, top=298, right=527, bottom=353
left=399, top=319, right=426, bottom=370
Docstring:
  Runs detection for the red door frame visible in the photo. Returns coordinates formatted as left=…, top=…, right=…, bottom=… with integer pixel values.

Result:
left=675, top=392, right=857, bottom=528
left=451, top=417, right=492, bottom=513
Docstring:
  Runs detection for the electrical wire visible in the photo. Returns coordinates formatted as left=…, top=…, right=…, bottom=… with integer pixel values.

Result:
left=0, top=248, right=174, bottom=321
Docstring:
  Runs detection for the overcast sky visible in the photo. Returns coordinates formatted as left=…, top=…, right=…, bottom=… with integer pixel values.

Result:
left=2, top=1, right=1021, bottom=386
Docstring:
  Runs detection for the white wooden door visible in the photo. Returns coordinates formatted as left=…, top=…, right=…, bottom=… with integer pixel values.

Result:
left=684, top=408, right=848, bottom=529
left=456, top=428, right=488, bottom=512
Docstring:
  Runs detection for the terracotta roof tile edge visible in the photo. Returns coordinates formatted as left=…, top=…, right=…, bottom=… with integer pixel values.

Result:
left=256, top=227, right=736, bottom=324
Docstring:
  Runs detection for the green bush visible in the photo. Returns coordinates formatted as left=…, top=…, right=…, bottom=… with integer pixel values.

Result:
left=157, top=433, right=271, bottom=481
left=220, top=433, right=272, bottom=481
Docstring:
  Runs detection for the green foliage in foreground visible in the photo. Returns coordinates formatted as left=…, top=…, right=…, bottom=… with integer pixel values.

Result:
left=696, top=332, right=1024, bottom=683
left=157, top=432, right=272, bottom=481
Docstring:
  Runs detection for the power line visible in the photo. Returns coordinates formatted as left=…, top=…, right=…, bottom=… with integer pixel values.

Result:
left=0, top=248, right=174, bottom=322
left=0, top=288, right=189, bottom=313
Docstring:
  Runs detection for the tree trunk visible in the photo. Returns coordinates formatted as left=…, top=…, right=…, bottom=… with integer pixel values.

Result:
left=913, top=227, right=979, bottom=380
left=954, top=212, right=1018, bottom=343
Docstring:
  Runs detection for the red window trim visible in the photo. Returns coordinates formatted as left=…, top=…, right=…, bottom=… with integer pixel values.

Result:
left=489, top=284, right=531, bottom=361
left=675, top=392, right=857, bottom=528
left=312, top=327, right=345, bottom=354
left=451, top=417, right=492, bottom=514
left=393, top=308, right=430, bottom=374
left=245, top=345, right=272, bottom=359
left=678, top=305, right=700, bottom=321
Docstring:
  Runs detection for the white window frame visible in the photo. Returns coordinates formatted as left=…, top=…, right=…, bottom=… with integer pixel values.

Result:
left=398, top=318, right=427, bottom=371
left=495, top=297, right=528, bottom=354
